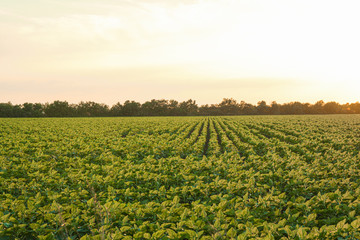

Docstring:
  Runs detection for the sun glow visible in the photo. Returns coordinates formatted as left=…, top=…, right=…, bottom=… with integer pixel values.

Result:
left=1, top=0, right=360, bottom=104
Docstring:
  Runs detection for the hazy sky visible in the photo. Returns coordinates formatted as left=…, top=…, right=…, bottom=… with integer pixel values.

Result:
left=1, top=0, right=359, bottom=105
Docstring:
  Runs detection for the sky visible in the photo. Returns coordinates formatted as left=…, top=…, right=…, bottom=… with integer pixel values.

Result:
left=1, top=0, right=360, bottom=105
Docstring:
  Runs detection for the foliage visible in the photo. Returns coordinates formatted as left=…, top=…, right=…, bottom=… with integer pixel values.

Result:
left=1, top=115, right=360, bottom=239
left=1, top=99, right=360, bottom=117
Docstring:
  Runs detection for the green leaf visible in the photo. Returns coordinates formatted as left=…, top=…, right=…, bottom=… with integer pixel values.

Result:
left=351, top=219, right=360, bottom=229
left=227, top=227, right=237, bottom=238
left=120, top=226, right=132, bottom=232
left=79, top=235, right=91, bottom=240
left=184, top=230, right=197, bottom=238
left=143, top=233, right=151, bottom=239
left=38, top=234, right=55, bottom=240
left=3, top=222, right=13, bottom=228
left=152, top=230, right=166, bottom=239
left=296, top=227, right=307, bottom=239
left=214, top=219, right=221, bottom=229
left=307, top=213, right=317, bottom=222
left=336, top=219, right=346, bottom=229
left=172, top=196, right=180, bottom=205
left=166, top=229, right=178, bottom=239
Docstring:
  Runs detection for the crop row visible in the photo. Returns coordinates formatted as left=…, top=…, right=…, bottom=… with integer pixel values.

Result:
left=1, top=116, right=360, bottom=239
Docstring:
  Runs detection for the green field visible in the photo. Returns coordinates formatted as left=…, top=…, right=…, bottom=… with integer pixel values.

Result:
left=1, top=116, right=360, bottom=239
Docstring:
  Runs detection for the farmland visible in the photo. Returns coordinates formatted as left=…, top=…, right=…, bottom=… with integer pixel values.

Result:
left=1, top=115, right=360, bottom=239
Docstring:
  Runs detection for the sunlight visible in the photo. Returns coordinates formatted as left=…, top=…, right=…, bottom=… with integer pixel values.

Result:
left=1, top=0, right=359, bottom=104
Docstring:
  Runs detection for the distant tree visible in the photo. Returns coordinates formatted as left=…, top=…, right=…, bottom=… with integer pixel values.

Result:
left=44, top=101, right=74, bottom=117
left=0, top=102, right=14, bottom=117
left=270, top=101, right=281, bottom=115
left=22, top=103, right=33, bottom=117
left=33, top=103, right=44, bottom=117
left=141, top=99, right=169, bottom=116
left=303, top=103, right=311, bottom=114
left=310, top=100, right=325, bottom=114
left=110, top=102, right=123, bottom=116
left=198, top=104, right=210, bottom=116
left=199, top=104, right=221, bottom=116
left=1, top=99, right=360, bottom=117
left=257, top=101, right=270, bottom=115
left=22, top=103, right=44, bottom=117
left=12, top=105, right=24, bottom=117
left=122, top=100, right=141, bottom=116
left=218, top=98, right=239, bottom=115
left=76, top=101, right=109, bottom=117
left=179, top=99, right=198, bottom=115
left=341, top=103, right=352, bottom=114
left=281, top=102, right=307, bottom=114
left=323, top=101, right=341, bottom=114
left=168, top=100, right=180, bottom=116
left=141, top=101, right=154, bottom=116
left=76, top=102, right=90, bottom=116
left=239, top=101, right=256, bottom=115
left=11, top=105, right=24, bottom=117
left=349, top=102, right=360, bottom=114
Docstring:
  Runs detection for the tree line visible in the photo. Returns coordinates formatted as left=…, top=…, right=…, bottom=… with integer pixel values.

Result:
left=0, top=99, right=360, bottom=117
